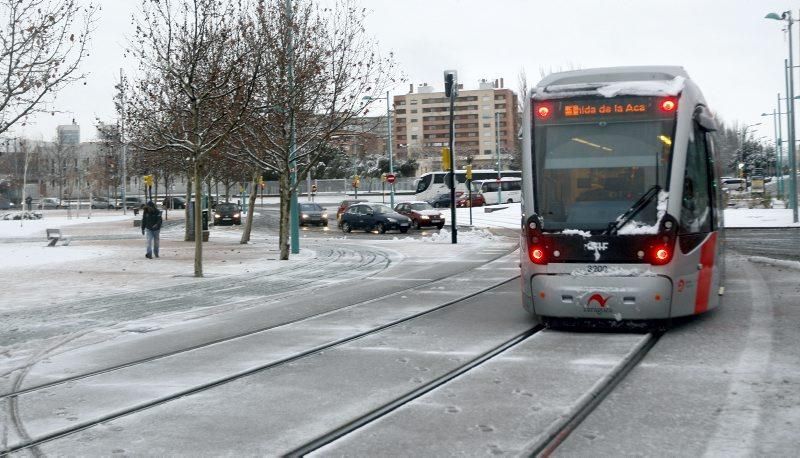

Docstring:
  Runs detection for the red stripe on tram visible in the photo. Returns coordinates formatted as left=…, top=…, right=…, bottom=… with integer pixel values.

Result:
left=694, top=232, right=718, bottom=314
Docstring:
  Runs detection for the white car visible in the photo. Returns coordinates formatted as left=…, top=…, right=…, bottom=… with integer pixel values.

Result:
left=37, top=197, right=63, bottom=209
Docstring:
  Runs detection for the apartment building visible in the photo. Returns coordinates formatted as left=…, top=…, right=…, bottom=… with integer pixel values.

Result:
left=393, top=79, right=518, bottom=173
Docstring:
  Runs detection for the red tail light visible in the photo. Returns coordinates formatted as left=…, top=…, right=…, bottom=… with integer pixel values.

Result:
left=651, top=246, right=672, bottom=265
left=529, top=246, right=547, bottom=265
left=659, top=97, right=677, bottom=113
left=534, top=103, right=553, bottom=120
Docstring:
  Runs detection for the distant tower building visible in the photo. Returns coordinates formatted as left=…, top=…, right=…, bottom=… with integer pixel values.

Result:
left=392, top=79, right=518, bottom=173
left=57, top=120, right=80, bottom=145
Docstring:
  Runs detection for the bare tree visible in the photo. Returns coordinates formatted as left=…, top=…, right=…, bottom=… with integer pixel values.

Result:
left=235, top=0, right=398, bottom=260
left=124, top=0, right=261, bottom=277
left=0, top=0, right=97, bottom=136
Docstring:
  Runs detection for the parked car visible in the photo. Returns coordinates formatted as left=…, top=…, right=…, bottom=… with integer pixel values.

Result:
left=299, top=203, right=328, bottom=226
left=37, top=197, right=63, bottom=209
left=336, top=199, right=368, bottom=223
left=394, top=201, right=444, bottom=230
left=213, top=202, right=242, bottom=225
left=163, top=196, right=186, bottom=209
left=122, top=196, right=147, bottom=210
left=90, top=197, right=115, bottom=209
left=457, top=192, right=485, bottom=208
left=721, top=177, right=745, bottom=192
left=339, top=203, right=411, bottom=234
left=427, top=192, right=456, bottom=208
left=0, top=196, right=15, bottom=210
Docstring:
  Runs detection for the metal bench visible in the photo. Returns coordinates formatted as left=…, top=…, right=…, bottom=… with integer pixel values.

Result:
left=46, top=228, right=71, bottom=246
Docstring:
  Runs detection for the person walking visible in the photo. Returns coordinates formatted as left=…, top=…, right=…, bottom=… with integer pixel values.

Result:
left=141, top=201, right=162, bottom=259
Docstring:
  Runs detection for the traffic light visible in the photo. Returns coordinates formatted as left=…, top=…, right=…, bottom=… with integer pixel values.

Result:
left=352, top=175, right=360, bottom=188
left=143, top=175, right=154, bottom=187
left=311, top=184, right=317, bottom=193
left=441, top=147, right=451, bottom=171
left=465, top=164, right=473, bottom=180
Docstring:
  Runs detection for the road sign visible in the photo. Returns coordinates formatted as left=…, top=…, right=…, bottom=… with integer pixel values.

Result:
left=386, top=174, right=396, bottom=184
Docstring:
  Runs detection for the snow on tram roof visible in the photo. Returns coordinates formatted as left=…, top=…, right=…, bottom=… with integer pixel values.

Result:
left=533, top=66, right=688, bottom=100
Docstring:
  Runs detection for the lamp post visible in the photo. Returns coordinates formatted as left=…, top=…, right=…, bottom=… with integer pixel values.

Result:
left=766, top=10, right=799, bottom=222
left=287, top=0, right=299, bottom=254
left=362, top=92, right=395, bottom=208
left=494, top=111, right=502, bottom=204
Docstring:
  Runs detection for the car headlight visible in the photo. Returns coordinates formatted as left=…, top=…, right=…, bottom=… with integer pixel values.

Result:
left=322, top=213, right=328, bottom=218
left=301, top=214, right=309, bottom=218
left=234, top=213, right=240, bottom=218
left=387, top=217, right=397, bottom=223
left=420, top=215, right=429, bottom=220
left=214, top=213, right=221, bottom=218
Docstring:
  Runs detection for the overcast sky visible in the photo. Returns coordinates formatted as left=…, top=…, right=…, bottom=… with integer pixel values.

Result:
left=10, top=0, right=797, bottom=144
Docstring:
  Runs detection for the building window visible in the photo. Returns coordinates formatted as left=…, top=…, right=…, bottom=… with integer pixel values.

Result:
left=411, top=109, right=418, bottom=114
left=411, top=135, right=418, bottom=140
left=484, top=149, right=492, bottom=154
left=483, top=123, right=490, bottom=128
left=411, top=118, right=418, bottom=122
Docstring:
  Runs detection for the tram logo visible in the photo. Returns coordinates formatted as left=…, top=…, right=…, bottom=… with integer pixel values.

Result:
left=587, top=293, right=611, bottom=308
left=584, top=241, right=608, bottom=252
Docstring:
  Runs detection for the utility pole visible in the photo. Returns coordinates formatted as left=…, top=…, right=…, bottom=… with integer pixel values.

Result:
left=495, top=111, right=502, bottom=204
left=287, top=0, right=299, bottom=253
left=445, top=70, right=458, bottom=244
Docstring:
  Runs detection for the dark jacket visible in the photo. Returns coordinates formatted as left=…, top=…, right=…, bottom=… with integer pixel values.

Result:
left=142, top=204, right=163, bottom=233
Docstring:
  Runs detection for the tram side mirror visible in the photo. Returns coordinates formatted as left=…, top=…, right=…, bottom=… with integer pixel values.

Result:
left=694, top=107, right=717, bottom=132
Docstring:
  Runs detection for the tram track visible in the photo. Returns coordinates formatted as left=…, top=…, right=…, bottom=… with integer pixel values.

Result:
left=287, top=323, right=542, bottom=457
left=1, top=247, right=520, bottom=455
left=529, top=331, right=662, bottom=457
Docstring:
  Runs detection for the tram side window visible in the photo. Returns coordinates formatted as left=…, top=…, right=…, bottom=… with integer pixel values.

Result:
left=680, top=124, right=712, bottom=234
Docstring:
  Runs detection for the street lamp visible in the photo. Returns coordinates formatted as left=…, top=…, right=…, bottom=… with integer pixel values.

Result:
left=766, top=10, right=799, bottom=222
left=362, top=91, right=395, bottom=208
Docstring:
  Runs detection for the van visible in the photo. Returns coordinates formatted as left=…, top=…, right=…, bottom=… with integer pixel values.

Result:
left=470, top=177, right=522, bottom=204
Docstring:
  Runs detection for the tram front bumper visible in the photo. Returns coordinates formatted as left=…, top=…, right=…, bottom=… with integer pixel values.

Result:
left=529, top=274, right=673, bottom=320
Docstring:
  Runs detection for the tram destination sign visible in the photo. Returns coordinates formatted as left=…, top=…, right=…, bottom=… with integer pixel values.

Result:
left=534, top=96, right=677, bottom=123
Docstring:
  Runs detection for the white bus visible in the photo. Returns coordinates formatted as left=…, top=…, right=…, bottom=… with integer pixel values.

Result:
left=414, top=169, right=521, bottom=202
left=470, top=177, right=522, bottom=204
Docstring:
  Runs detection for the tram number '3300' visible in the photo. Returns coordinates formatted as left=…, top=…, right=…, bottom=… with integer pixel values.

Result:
left=587, top=265, right=608, bottom=273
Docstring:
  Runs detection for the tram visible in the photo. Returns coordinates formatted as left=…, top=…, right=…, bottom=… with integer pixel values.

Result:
left=520, top=66, right=724, bottom=325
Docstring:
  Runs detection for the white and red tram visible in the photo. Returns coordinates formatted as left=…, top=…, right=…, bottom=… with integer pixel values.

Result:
left=520, top=66, right=724, bottom=325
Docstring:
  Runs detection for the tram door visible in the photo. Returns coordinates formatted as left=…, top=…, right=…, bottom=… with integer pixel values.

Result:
left=674, top=118, right=722, bottom=316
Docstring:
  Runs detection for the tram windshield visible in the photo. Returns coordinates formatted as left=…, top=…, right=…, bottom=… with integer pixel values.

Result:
left=533, top=96, right=676, bottom=232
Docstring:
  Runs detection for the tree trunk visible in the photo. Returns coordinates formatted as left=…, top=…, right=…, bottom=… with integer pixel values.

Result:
left=184, top=171, right=192, bottom=241
left=278, top=171, right=291, bottom=260
left=193, top=161, right=204, bottom=277
left=240, top=171, right=259, bottom=244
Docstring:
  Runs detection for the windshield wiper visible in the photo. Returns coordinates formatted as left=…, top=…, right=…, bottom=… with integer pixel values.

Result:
left=604, top=185, right=661, bottom=235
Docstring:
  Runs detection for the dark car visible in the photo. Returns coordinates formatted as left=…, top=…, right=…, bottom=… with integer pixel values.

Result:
left=340, top=203, right=411, bottom=234
left=427, top=192, right=465, bottom=208
left=299, top=203, right=328, bottom=226
left=163, top=196, right=186, bottom=209
left=0, top=196, right=15, bottom=210
left=394, top=201, right=444, bottom=230
left=336, top=199, right=368, bottom=224
left=213, top=202, right=242, bottom=225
